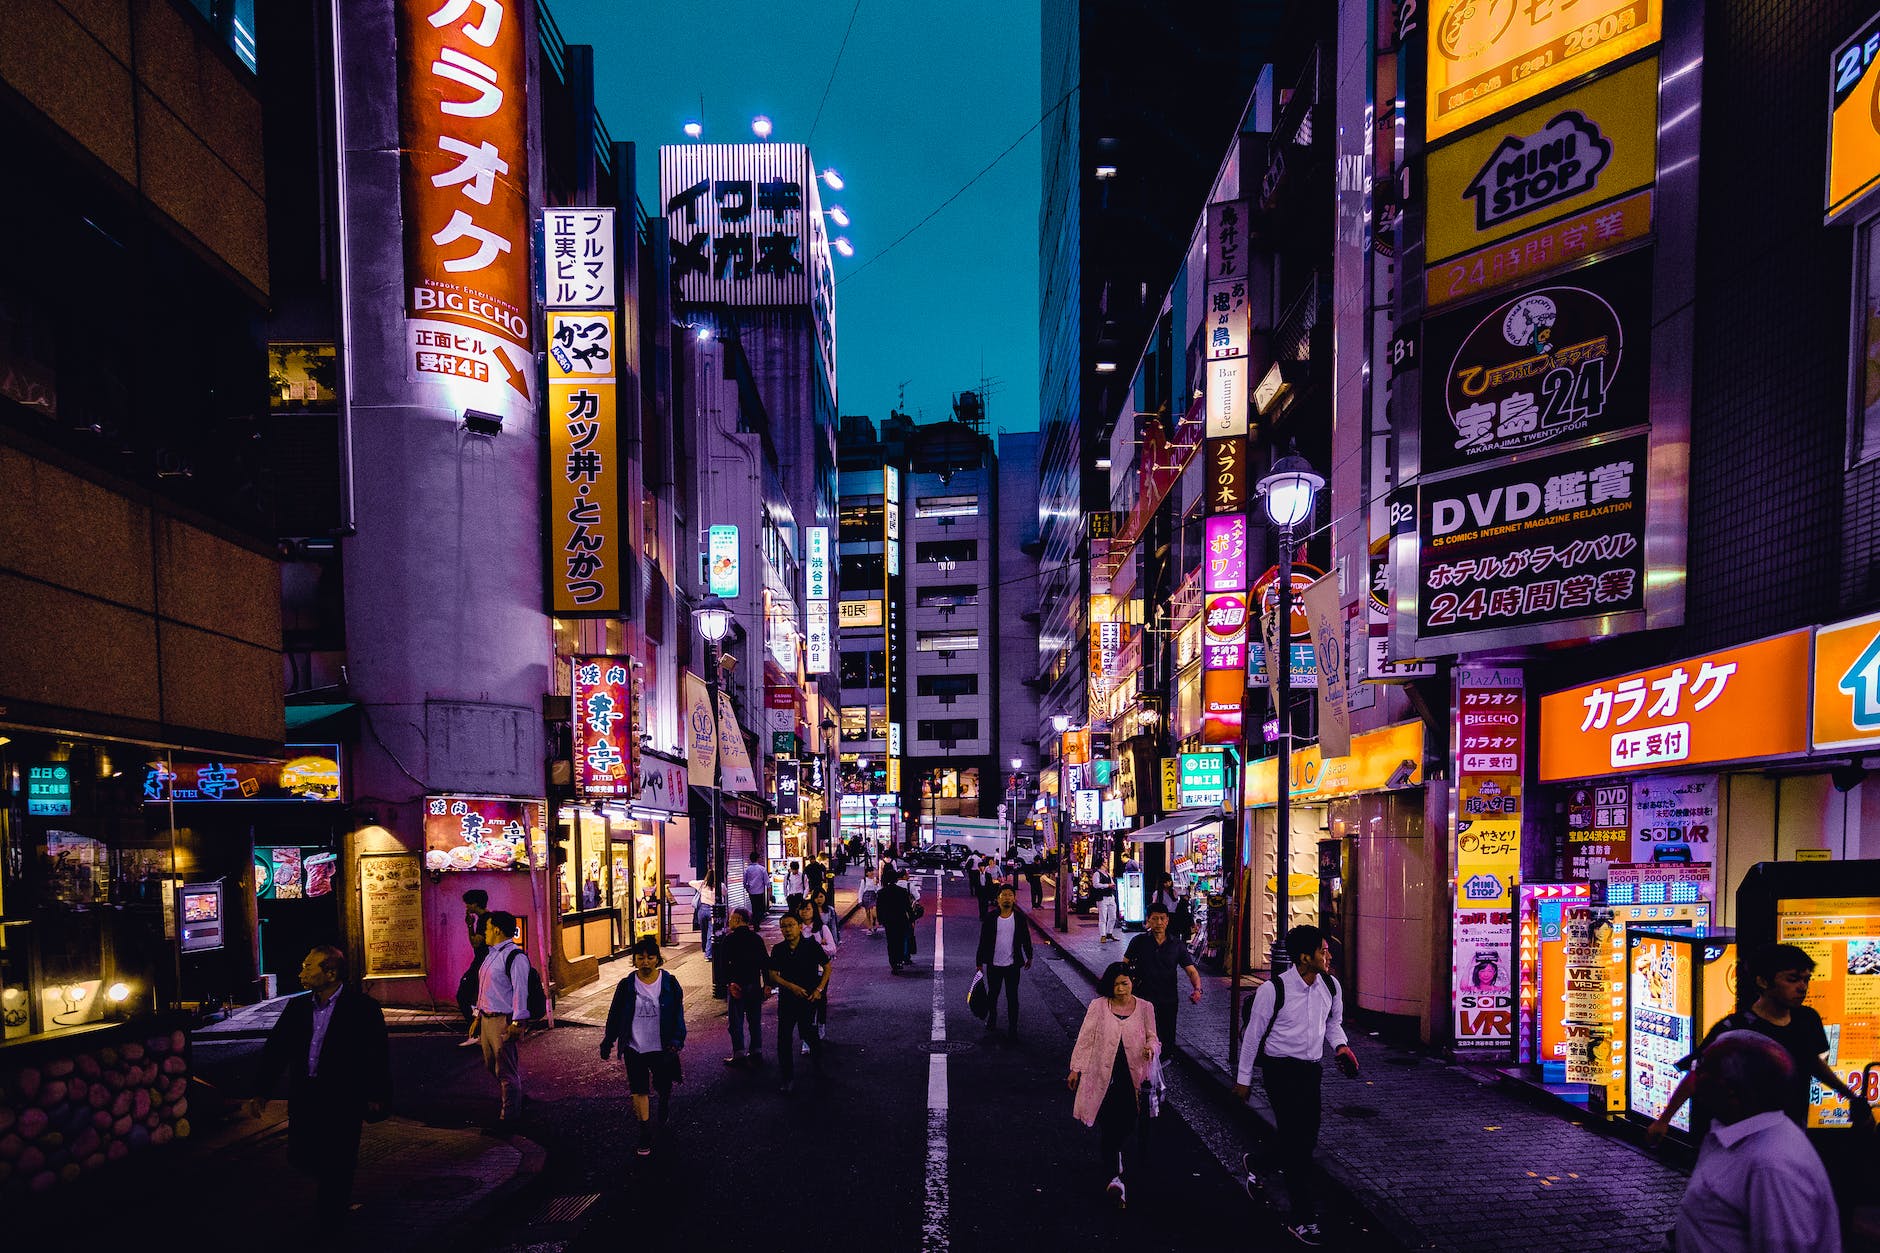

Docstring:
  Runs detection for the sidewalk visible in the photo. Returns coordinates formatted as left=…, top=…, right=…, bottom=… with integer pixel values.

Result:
left=1026, top=880, right=1689, bottom=1253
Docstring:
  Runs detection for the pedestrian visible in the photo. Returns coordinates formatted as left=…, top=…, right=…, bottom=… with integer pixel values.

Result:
left=858, top=862, right=881, bottom=934
left=741, top=857, right=771, bottom=926
left=600, top=937, right=687, bottom=1157
left=474, top=910, right=533, bottom=1126
left=455, top=889, right=491, bottom=1049
left=689, top=868, right=718, bottom=959
left=784, top=860, right=806, bottom=899
left=1672, top=1030, right=1842, bottom=1253
left=1124, top=901, right=1203, bottom=1045
left=713, top=906, right=769, bottom=1067
left=813, top=887, right=841, bottom=946
left=878, top=867, right=916, bottom=972
left=1233, top=924, right=1358, bottom=1248
left=767, top=913, right=831, bottom=1092
left=1092, top=863, right=1118, bottom=941
left=806, top=854, right=827, bottom=900
left=247, top=945, right=391, bottom=1233
left=975, top=884, right=1034, bottom=1041
left=801, top=891, right=839, bottom=1046
left=1649, top=941, right=1873, bottom=1143
left=1026, top=855, right=1045, bottom=910
left=965, top=853, right=982, bottom=897
left=1151, top=873, right=1180, bottom=918
left=1067, top=961, right=1160, bottom=1209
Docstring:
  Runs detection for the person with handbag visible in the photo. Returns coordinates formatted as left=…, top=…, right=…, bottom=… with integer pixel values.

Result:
left=975, top=884, right=1035, bottom=1041
left=601, top=938, right=687, bottom=1157
left=1067, top=961, right=1160, bottom=1208
left=1091, top=864, right=1118, bottom=941
left=246, top=945, right=391, bottom=1233
left=1233, top=924, right=1358, bottom=1248
left=878, top=867, right=917, bottom=974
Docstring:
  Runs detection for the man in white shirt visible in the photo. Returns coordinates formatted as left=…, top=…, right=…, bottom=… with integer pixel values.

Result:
left=1232, top=924, right=1357, bottom=1249
left=476, top=910, right=532, bottom=1126
left=1674, top=1030, right=1841, bottom=1253
left=975, top=885, right=1035, bottom=1041
left=741, top=858, right=772, bottom=925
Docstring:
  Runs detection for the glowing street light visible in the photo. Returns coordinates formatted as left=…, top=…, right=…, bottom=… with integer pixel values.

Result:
left=751, top=115, right=773, bottom=139
left=833, top=237, right=855, bottom=258
left=827, top=205, right=850, bottom=227
left=683, top=120, right=703, bottom=139
left=820, top=168, right=844, bottom=190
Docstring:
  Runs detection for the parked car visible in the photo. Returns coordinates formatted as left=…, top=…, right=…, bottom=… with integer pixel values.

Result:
left=906, top=842, right=972, bottom=870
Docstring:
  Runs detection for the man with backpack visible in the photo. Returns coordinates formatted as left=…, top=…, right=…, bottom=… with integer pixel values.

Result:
left=475, top=910, right=541, bottom=1127
left=1232, top=924, right=1357, bottom=1248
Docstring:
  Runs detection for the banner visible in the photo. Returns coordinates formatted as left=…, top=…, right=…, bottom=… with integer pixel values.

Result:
left=685, top=671, right=717, bottom=786
left=396, top=0, right=533, bottom=421
left=1453, top=907, right=1514, bottom=1051
left=1455, top=666, right=1524, bottom=910
left=1301, top=573, right=1351, bottom=758
left=716, top=691, right=759, bottom=794
left=547, top=311, right=620, bottom=612
left=571, top=656, right=633, bottom=796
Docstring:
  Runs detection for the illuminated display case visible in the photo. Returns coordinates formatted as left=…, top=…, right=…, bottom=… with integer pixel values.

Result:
left=1624, top=926, right=1735, bottom=1136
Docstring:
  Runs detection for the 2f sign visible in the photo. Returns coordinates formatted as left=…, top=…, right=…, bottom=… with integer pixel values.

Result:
left=1836, top=30, right=1880, bottom=98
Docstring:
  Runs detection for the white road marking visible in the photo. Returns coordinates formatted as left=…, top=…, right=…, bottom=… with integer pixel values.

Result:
left=922, top=875, right=949, bottom=1251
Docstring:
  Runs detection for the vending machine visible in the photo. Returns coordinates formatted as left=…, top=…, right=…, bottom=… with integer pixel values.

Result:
left=1624, top=925, right=1736, bottom=1136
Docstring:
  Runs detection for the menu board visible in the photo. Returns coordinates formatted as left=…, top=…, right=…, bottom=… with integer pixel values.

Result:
left=359, top=853, right=426, bottom=979
left=1627, top=931, right=1694, bottom=1129
left=422, top=795, right=544, bottom=873
left=1776, top=896, right=1880, bottom=1128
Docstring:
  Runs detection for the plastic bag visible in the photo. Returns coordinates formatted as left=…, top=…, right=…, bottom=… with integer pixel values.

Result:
left=966, top=971, right=990, bottom=1021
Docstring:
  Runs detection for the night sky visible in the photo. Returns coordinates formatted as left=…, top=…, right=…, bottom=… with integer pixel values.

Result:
left=550, top=0, right=1043, bottom=434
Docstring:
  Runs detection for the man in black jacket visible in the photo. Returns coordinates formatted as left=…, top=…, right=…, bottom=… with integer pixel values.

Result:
left=877, top=868, right=915, bottom=973
left=247, top=945, right=391, bottom=1230
left=712, top=906, right=770, bottom=1066
left=975, top=884, right=1034, bottom=1040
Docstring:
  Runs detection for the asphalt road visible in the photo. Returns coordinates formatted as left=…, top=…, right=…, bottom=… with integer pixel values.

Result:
left=189, top=875, right=1397, bottom=1251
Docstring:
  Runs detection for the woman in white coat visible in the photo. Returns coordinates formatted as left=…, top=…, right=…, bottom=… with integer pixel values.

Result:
left=1067, top=961, right=1161, bottom=1207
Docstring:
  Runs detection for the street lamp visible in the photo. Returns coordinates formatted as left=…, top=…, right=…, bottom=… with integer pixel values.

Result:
left=1254, top=449, right=1323, bottom=977
left=1051, top=713, right=1075, bottom=932
left=693, top=593, right=734, bottom=944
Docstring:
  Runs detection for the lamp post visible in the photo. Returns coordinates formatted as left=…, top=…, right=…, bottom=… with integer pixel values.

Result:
left=1254, top=450, right=1323, bottom=977
left=694, top=594, right=733, bottom=938
left=1052, top=712, right=1072, bottom=932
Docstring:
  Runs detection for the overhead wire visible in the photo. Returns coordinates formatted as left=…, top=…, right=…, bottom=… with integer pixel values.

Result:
left=807, top=0, right=865, bottom=145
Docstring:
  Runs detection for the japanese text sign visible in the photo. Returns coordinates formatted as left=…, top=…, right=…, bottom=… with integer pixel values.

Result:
left=1178, top=752, right=1229, bottom=808
left=572, top=656, right=634, bottom=797
left=543, top=207, right=616, bottom=308
left=1537, top=630, right=1812, bottom=780
left=805, top=526, right=831, bottom=600
left=1206, top=437, right=1249, bottom=514
left=1425, top=0, right=1661, bottom=143
left=1202, top=592, right=1249, bottom=672
left=1422, top=247, right=1653, bottom=475
left=1427, top=189, right=1654, bottom=310
left=1417, top=434, right=1649, bottom=642
left=708, top=524, right=740, bottom=597
left=1829, top=12, right=1880, bottom=221
left=1204, top=357, right=1250, bottom=438
left=1245, top=719, right=1424, bottom=807
left=1204, top=514, right=1249, bottom=593
left=1813, top=611, right=1880, bottom=750
left=660, top=143, right=818, bottom=307
left=26, top=765, right=71, bottom=815
left=806, top=599, right=832, bottom=675
left=548, top=311, right=620, bottom=612
left=398, top=0, right=533, bottom=416
left=1205, top=278, right=1250, bottom=360
left=1206, top=200, right=1250, bottom=281
left=1425, top=57, right=1660, bottom=265
left=1455, top=667, right=1524, bottom=909
left=143, top=748, right=343, bottom=803
left=422, top=794, right=543, bottom=873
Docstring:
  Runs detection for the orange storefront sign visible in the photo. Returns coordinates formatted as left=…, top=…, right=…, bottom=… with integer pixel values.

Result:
left=1538, top=630, right=1812, bottom=782
left=1814, top=611, right=1880, bottom=750
left=1245, top=719, right=1425, bottom=808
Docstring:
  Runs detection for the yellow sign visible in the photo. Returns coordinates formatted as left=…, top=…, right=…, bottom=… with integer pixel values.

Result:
left=1245, top=720, right=1424, bottom=808
left=1427, top=0, right=1661, bottom=143
left=1427, top=188, right=1653, bottom=308
left=1457, top=819, right=1520, bottom=909
left=547, top=310, right=619, bottom=614
left=1814, top=611, right=1880, bottom=750
left=1161, top=759, right=1181, bottom=813
left=838, top=599, right=884, bottom=628
left=1796, top=849, right=1832, bottom=862
left=1426, top=56, right=1659, bottom=263
left=1829, top=13, right=1880, bottom=221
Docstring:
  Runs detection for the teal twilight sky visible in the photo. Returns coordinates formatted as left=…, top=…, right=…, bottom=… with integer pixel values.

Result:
left=549, top=0, right=1043, bottom=434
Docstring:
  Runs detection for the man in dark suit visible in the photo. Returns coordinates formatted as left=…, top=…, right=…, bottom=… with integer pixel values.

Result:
left=247, top=945, right=391, bottom=1231
left=975, top=884, right=1035, bottom=1041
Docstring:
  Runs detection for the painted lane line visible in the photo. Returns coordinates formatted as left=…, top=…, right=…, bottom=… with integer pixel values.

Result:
left=921, top=875, right=949, bottom=1252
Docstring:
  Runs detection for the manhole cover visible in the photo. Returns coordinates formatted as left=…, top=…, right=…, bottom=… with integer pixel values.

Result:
left=404, top=1174, right=482, bottom=1201
left=1336, top=1105, right=1381, bottom=1119
left=925, top=1039, right=977, bottom=1054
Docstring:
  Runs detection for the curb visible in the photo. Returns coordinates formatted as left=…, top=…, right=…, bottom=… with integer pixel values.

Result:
left=1024, top=912, right=1421, bottom=1252
left=414, top=1130, right=548, bottom=1253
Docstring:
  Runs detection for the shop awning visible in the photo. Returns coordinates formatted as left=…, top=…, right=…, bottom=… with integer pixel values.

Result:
left=1125, top=808, right=1222, bottom=843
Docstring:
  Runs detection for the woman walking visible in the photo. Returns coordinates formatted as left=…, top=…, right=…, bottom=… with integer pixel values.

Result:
left=1067, top=961, right=1160, bottom=1208
left=601, top=938, right=687, bottom=1157
left=858, top=863, right=881, bottom=934
left=689, top=868, right=718, bottom=958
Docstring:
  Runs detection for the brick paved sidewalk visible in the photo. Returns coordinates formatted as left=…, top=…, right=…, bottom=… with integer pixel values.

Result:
left=1027, top=879, right=1689, bottom=1253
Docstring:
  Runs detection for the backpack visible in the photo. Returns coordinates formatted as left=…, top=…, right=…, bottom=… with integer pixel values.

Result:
left=504, top=949, right=550, bottom=1024
left=1242, top=971, right=1339, bottom=1065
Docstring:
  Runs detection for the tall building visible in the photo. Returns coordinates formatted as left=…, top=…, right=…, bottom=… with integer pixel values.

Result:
left=996, top=427, right=1044, bottom=827
left=1036, top=0, right=1284, bottom=833
left=834, top=413, right=907, bottom=847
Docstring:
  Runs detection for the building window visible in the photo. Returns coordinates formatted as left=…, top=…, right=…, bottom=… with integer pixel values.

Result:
left=840, top=500, right=884, bottom=543
left=916, top=719, right=981, bottom=743
left=916, top=584, right=979, bottom=608
left=917, top=631, right=980, bottom=652
left=917, top=674, right=980, bottom=698
left=915, top=539, right=978, bottom=565
left=839, top=649, right=888, bottom=687
left=914, top=494, right=980, bottom=518
left=1855, top=220, right=1880, bottom=466
left=839, top=553, right=884, bottom=588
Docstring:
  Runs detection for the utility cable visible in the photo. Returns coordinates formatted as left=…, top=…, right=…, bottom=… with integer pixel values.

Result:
left=807, top=0, right=864, bottom=145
